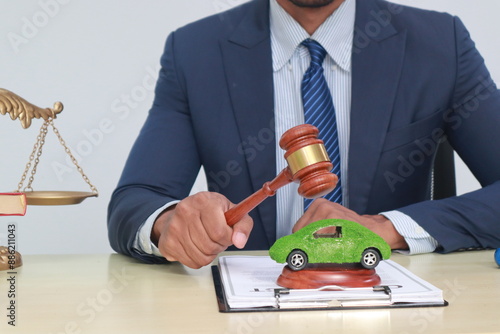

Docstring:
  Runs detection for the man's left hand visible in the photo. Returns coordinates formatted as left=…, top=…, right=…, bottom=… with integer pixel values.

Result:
left=294, top=198, right=409, bottom=250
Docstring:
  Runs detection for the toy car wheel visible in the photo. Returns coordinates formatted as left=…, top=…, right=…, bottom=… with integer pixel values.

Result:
left=361, top=248, right=380, bottom=269
left=287, top=250, right=308, bottom=271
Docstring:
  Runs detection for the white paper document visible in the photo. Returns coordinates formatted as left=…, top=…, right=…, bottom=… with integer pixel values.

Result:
left=217, top=256, right=445, bottom=310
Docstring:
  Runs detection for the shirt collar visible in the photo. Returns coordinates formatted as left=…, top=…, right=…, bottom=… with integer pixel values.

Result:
left=270, top=0, right=355, bottom=72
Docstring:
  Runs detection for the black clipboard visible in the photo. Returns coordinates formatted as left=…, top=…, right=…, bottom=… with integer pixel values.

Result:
left=211, top=265, right=448, bottom=313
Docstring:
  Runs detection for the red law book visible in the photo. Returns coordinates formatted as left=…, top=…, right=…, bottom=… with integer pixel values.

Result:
left=0, top=193, right=27, bottom=216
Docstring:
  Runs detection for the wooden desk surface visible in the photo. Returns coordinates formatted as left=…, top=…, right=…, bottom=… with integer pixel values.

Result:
left=0, top=250, right=499, bottom=334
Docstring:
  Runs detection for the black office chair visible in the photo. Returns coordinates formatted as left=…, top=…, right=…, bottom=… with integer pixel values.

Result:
left=432, top=139, right=457, bottom=200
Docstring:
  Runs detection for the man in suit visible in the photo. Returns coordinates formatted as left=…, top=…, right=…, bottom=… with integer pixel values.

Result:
left=107, top=0, right=500, bottom=268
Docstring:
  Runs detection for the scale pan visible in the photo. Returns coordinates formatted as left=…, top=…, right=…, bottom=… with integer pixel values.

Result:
left=25, top=191, right=98, bottom=205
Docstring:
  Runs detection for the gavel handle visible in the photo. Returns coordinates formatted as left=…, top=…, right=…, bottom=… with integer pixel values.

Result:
left=225, top=167, right=294, bottom=227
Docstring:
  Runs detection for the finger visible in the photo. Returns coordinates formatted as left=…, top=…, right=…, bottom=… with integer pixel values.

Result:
left=165, top=253, right=178, bottom=262
left=179, top=240, right=216, bottom=269
left=294, top=210, right=312, bottom=232
left=159, top=238, right=182, bottom=263
left=170, top=216, right=223, bottom=268
left=175, top=239, right=214, bottom=269
left=166, top=223, right=216, bottom=269
left=157, top=226, right=185, bottom=263
left=156, top=217, right=182, bottom=262
left=231, top=214, right=254, bottom=249
left=180, top=193, right=233, bottom=265
left=293, top=199, right=358, bottom=232
left=196, top=192, right=233, bottom=240
left=308, top=199, right=356, bottom=220
left=199, top=205, right=233, bottom=249
left=155, top=209, right=211, bottom=267
left=293, top=198, right=328, bottom=231
left=187, top=217, right=229, bottom=258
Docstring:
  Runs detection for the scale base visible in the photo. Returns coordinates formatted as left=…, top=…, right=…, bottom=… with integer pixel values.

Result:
left=0, top=246, right=22, bottom=271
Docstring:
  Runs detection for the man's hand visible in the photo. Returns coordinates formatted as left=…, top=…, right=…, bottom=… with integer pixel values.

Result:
left=294, top=198, right=409, bottom=250
left=151, top=192, right=253, bottom=269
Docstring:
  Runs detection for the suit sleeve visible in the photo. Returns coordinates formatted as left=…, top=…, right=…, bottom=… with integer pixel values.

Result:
left=107, top=32, right=202, bottom=263
left=399, top=17, right=500, bottom=253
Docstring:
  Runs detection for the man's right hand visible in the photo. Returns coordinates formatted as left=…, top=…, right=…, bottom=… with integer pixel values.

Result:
left=151, top=192, right=253, bottom=269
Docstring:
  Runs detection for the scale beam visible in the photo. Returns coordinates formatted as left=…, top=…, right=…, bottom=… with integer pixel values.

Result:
left=0, top=88, right=63, bottom=129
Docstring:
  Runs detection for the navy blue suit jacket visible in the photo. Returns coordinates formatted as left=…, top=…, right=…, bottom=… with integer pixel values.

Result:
left=108, top=0, right=500, bottom=263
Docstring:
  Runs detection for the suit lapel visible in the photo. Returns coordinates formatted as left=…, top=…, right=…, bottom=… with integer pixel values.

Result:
left=349, top=0, right=407, bottom=213
left=220, top=0, right=276, bottom=244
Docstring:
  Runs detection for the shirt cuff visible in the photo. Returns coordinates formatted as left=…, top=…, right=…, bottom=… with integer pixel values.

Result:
left=380, top=210, right=439, bottom=255
left=132, top=200, right=180, bottom=257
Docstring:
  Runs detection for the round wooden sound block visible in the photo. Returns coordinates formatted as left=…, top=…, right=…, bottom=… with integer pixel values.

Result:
left=277, top=263, right=381, bottom=289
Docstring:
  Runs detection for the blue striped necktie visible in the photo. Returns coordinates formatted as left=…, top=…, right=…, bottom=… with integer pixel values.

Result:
left=301, top=39, right=342, bottom=209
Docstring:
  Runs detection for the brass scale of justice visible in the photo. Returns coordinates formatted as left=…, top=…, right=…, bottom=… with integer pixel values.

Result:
left=1, top=87, right=337, bottom=212
left=0, top=88, right=98, bottom=205
left=1, top=87, right=339, bottom=219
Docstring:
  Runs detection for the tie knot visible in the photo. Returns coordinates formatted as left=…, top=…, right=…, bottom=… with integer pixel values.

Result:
left=301, top=39, right=327, bottom=67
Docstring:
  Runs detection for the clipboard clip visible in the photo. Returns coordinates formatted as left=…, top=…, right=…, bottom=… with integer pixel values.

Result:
left=273, top=285, right=402, bottom=309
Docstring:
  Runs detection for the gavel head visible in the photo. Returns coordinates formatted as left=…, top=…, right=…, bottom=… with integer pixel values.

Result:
left=279, top=124, right=338, bottom=199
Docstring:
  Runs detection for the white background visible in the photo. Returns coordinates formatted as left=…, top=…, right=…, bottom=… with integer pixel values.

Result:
left=0, top=0, right=497, bottom=254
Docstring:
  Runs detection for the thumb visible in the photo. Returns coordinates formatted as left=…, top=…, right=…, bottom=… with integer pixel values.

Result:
left=231, top=214, right=254, bottom=249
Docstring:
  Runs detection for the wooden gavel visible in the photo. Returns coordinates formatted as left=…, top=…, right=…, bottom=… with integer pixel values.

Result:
left=225, top=124, right=338, bottom=226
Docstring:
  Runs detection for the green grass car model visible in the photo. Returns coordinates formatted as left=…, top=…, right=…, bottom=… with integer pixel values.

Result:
left=269, top=219, right=391, bottom=271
